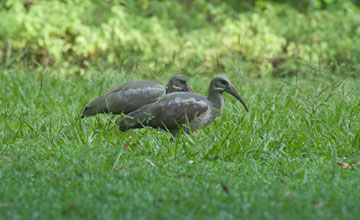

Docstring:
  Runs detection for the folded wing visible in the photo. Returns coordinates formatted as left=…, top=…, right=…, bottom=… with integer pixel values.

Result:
left=82, top=80, right=164, bottom=118
left=118, top=93, right=209, bottom=133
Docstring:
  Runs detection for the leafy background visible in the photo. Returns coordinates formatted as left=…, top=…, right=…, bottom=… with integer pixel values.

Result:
left=1, top=0, right=360, bottom=77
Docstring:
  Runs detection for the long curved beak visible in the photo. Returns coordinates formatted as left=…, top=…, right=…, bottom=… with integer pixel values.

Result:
left=225, top=85, right=249, bottom=112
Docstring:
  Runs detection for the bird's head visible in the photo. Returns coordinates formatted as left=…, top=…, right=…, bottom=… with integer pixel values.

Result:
left=166, top=75, right=194, bottom=93
left=210, top=76, right=248, bottom=112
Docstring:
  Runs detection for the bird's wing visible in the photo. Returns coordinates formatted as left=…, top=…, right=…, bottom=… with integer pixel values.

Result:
left=82, top=80, right=164, bottom=117
left=118, top=93, right=208, bottom=131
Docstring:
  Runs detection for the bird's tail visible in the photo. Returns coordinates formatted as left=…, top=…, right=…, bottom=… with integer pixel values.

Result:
left=81, top=95, right=110, bottom=119
left=81, top=106, right=99, bottom=118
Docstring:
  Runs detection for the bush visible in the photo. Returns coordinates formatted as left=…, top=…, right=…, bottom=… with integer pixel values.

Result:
left=0, top=0, right=359, bottom=76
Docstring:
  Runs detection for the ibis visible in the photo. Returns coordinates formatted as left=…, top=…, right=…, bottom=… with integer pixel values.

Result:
left=118, top=76, right=248, bottom=136
left=81, top=75, right=193, bottom=118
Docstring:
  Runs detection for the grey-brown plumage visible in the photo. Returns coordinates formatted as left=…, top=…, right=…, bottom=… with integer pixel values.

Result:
left=118, top=76, right=248, bottom=136
left=81, top=75, right=193, bottom=118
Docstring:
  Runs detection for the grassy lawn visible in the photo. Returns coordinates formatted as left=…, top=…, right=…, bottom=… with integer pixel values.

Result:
left=1, top=66, right=360, bottom=219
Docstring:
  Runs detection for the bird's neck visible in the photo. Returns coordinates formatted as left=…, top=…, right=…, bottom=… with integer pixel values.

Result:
left=208, top=88, right=224, bottom=117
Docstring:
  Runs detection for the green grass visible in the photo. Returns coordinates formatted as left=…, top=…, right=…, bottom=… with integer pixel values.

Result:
left=1, top=65, right=360, bottom=220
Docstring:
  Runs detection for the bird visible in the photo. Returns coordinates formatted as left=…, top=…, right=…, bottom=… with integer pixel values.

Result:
left=81, top=75, right=193, bottom=118
left=117, top=76, right=248, bottom=136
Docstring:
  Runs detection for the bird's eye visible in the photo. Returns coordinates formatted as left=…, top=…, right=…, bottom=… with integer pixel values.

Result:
left=221, top=80, right=227, bottom=84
